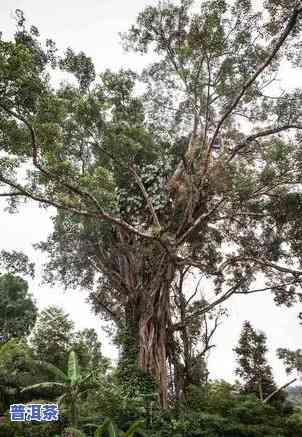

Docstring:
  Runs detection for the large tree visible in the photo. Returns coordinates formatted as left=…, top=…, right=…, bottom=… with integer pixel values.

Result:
left=1, top=2, right=302, bottom=405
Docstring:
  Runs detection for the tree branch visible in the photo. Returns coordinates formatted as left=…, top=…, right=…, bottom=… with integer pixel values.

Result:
left=0, top=100, right=105, bottom=211
left=235, top=281, right=300, bottom=295
left=220, top=256, right=302, bottom=277
left=263, top=378, right=297, bottom=403
left=174, top=280, right=244, bottom=329
left=176, top=196, right=225, bottom=245
left=208, top=7, right=302, bottom=154
left=229, top=124, right=302, bottom=160
left=0, top=173, right=153, bottom=240
left=0, top=102, right=159, bottom=240
left=128, top=163, right=161, bottom=228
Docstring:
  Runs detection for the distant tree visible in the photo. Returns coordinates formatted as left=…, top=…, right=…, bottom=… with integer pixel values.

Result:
left=277, top=346, right=302, bottom=400
left=287, top=385, right=302, bottom=405
left=0, top=273, right=37, bottom=343
left=72, top=328, right=109, bottom=371
left=30, top=306, right=107, bottom=374
left=30, top=306, right=75, bottom=372
left=277, top=347, right=302, bottom=375
left=234, top=321, right=282, bottom=402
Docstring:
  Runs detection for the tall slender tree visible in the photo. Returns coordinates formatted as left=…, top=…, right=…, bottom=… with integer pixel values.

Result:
left=30, top=306, right=75, bottom=372
left=234, top=321, right=280, bottom=401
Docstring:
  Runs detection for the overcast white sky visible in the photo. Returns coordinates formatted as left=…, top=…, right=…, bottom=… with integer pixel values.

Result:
left=0, top=0, right=301, bottom=385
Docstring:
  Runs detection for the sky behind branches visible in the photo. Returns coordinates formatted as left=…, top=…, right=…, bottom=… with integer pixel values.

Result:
left=0, top=0, right=301, bottom=385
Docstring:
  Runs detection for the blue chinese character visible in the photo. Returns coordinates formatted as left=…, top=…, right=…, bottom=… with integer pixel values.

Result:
left=26, top=404, right=42, bottom=421
left=10, top=404, right=26, bottom=421
left=41, top=404, right=59, bottom=421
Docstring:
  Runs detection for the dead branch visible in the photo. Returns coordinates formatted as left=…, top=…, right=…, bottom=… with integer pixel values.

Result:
left=263, top=378, right=297, bottom=403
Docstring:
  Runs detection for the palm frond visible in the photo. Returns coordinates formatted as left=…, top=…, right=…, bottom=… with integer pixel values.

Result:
left=32, top=359, right=68, bottom=382
left=63, top=427, right=86, bottom=437
left=124, top=420, right=145, bottom=437
left=94, top=418, right=115, bottom=437
left=79, top=369, right=94, bottom=385
left=21, top=382, right=65, bottom=393
left=56, top=392, right=67, bottom=405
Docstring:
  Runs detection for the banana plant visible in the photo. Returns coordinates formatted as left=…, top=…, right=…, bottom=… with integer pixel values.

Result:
left=21, top=350, right=95, bottom=428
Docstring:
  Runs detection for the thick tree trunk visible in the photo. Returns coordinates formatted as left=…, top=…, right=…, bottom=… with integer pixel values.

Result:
left=105, top=230, right=177, bottom=407
left=138, top=257, right=176, bottom=408
left=116, top=300, right=141, bottom=391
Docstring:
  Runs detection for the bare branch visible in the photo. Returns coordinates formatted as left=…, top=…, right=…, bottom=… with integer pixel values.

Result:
left=0, top=192, right=25, bottom=197
left=186, top=275, right=203, bottom=306
left=0, top=173, right=95, bottom=216
left=203, top=51, right=212, bottom=147
left=208, top=7, right=302, bottom=153
left=263, top=378, right=297, bottom=403
left=200, top=311, right=221, bottom=356
left=229, top=124, right=302, bottom=160
left=235, top=282, right=300, bottom=295
left=173, top=280, right=244, bottom=329
left=220, top=256, right=302, bottom=277
left=176, top=196, right=225, bottom=245
left=0, top=172, right=153, bottom=240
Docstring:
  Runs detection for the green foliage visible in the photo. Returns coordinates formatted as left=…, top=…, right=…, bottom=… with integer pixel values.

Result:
left=59, top=48, right=95, bottom=91
left=115, top=323, right=157, bottom=400
left=68, top=350, right=81, bottom=385
left=21, top=350, right=96, bottom=428
left=0, top=273, right=37, bottom=343
left=0, top=415, right=60, bottom=437
left=234, top=321, right=282, bottom=402
left=0, top=250, right=34, bottom=277
left=29, top=306, right=107, bottom=374
left=72, top=328, right=108, bottom=372
left=62, top=427, right=87, bottom=437
left=0, top=339, right=34, bottom=411
left=93, top=418, right=145, bottom=437
left=29, top=306, right=75, bottom=372
left=278, top=347, right=302, bottom=374
left=144, top=381, right=301, bottom=437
